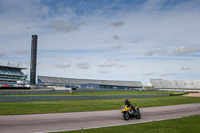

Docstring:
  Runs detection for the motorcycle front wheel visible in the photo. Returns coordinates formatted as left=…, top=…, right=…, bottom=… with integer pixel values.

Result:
left=136, top=112, right=141, bottom=119
left=123, top=112, right=130, bottom=120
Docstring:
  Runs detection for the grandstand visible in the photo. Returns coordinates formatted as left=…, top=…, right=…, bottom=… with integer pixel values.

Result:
left=0, top=65, right=28, bottom=86
left=151, top=79, right=200, bottom=89
left=38, top=76, right=143, bottom=89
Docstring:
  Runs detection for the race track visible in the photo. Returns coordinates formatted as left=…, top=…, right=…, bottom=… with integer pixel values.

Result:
left=0, top=103, right=200, bottom=133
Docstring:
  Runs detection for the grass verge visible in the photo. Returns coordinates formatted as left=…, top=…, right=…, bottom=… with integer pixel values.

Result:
left=58, top=115, right=200, bottom=133
left=0, top=96, right=199, bottom=115
left=1, top=90, right=181, bottom=96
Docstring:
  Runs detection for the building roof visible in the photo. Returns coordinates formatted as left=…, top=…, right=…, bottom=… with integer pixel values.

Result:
left=0, top=65, right=27, bottom=70
left=38, top=76, right=143, bottom=87
left=151, top=79, right=200, bottom=89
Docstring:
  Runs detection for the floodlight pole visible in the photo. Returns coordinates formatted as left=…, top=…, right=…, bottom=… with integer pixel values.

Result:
left=30, top=35, right=38, bottom=86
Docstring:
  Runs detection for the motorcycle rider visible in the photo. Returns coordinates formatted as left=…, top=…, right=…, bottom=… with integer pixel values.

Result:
left=125, top=99, right=136, bottom=114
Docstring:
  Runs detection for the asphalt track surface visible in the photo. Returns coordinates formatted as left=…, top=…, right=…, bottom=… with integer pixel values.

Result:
left=0, top=103, right=200, bottom=133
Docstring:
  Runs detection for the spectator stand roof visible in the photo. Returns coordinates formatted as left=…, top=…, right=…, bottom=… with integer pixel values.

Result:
left=151, top=79, right=200, bottom=89
left=38, top=76, right=143, bottom=87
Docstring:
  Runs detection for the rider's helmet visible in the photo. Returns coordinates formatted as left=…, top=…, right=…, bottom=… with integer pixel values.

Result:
left=125, top=99, right=129, bottom=105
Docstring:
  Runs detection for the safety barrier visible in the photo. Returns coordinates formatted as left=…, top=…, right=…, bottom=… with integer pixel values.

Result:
left=0, top=94, right=171, bottom=102
left=0, top=90, right=69, bottom=95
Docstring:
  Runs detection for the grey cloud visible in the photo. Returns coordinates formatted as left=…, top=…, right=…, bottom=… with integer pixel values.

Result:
left=143, top=49, right=167, bottom=56
left=0, top=52, right=6, bottom=57
left=98, top=70, right=108, bottom=73
left=143, top=50, right=155, bottom=56
left=55, top=62, right=70, bottom=68
left=26, top=24, right=40, bottom=29
left=76, top=57, right=83, bottom=60
left=118, top=65, right=125, bottom=68
left=160, top=72, right=177, bottom=76
left=77, top=62, right=90, bottom=69
left=143, top=46, right=200, bottom=56
left=168, top=46, right=200, bottom=55
left=181, top=67, right=191, bottom=70
left=99, top=61, right=117, bottom=67
left=16, top=49, right=28, bottom=54
left=110, top=21, right=124, bottom=27
left=113, top=34, right=120, bottom=40
left=132, top=40, right=138, bottom=44
left=51, top=21, right=87, bottom=33
left=110, top=44, right=122, bottom=49
left=144, top=72, right=157, bottom=76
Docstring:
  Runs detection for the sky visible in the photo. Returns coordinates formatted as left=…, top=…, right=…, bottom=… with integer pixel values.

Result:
left=0, top=0, right=200, bottom=86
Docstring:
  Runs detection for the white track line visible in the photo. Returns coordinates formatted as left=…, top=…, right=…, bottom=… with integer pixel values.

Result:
left=34, top=115, right=197, bottom=133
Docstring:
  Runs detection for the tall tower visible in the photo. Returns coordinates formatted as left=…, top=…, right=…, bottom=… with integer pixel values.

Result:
left=30, top=35, right=38, bottom=85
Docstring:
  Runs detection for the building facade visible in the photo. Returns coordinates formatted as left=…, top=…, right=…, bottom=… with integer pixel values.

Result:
left=0, top=65, right=28, bottom=86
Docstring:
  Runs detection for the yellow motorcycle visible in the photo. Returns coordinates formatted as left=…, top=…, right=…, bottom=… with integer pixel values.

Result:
left=121, top=105, right=141, bottom=120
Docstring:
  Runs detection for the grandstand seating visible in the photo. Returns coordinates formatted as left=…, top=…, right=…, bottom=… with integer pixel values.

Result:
left=38, top=76, right=143, bottom=89
left=151, top=79, right=200, bottom=89
left=0, top=65, right=27, bottom=85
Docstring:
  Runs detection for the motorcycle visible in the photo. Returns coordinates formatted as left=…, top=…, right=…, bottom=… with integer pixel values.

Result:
left=121, top=105, right=141, bottom=120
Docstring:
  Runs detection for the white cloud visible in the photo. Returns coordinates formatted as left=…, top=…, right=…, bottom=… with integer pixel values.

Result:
left=143, top=46, right=200, bottom=56
left=169, top=46, right=200, bottom=55
left=99, top=61, right=117, bottom=67
left=1, top=0, right=200, bottom=85
left=76, top=62, right=90, bottom=69
left=55, top=62, right=70, bottom=68
left=51, top=21, right=87, bottom=33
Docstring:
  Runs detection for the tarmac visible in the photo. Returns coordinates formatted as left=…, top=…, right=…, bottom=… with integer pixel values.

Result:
left=0, top=103, right=200, bottom=133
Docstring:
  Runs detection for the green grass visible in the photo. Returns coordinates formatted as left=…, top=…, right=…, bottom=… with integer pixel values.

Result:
left=58, top=115, right=200, bottom=133
left=0, top=96, right=199, bottom=115
left=1, top=90, right=181, bottom=96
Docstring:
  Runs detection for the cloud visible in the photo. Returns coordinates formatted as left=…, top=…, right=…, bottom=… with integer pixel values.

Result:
left=55, top=62, right=70, bottom=68
left=76, top=62, right=90, bottom=69
left=143, top=49, right=167, bottom=56
left=0, top=52, right=6, bottom=57
left=168, top=46, right=200, bottom=55
left=110, top=21, right=124, bottom=27
left=143, top=50, right=155, bottom=56
left=110, top=44, right=123, bottom=49
left=98, top=70, right=108, bottom=73
left=160, top=72, right=177, bottom=76
left=99, top=61, right=117, bottom=67
left=181, top=67, right=191, bottom=70
left=118, top=65, right=125, bottom=68
left=132, top=40, right=138, bottom=44
left=143, top=46, right=200, bottom=56
left=51, top=21, right=87, bottom=33
left=144, top=72, right=157, bottom=76
left=76, top=57, right=83, bottom=60
left=113, top=34, right=120, bottom=40
left=16, top=49, right=28, bottom=54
